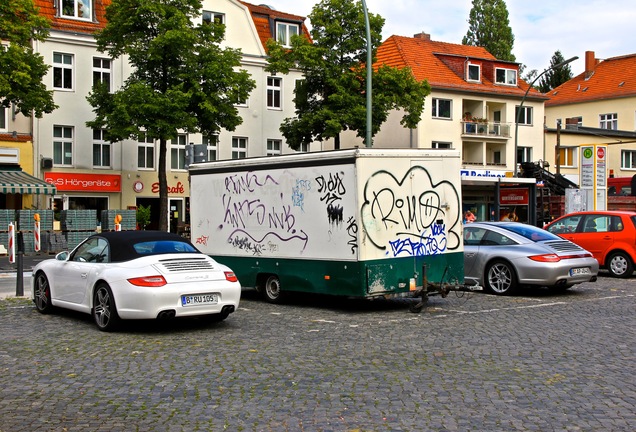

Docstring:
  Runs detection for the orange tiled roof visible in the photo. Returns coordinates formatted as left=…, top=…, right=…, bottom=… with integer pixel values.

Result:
left=34, top=0, right=110, bottom=35
left=239, top=1, right=310, bottom=49
left=0, top=133, right=31, bottom=143
left=376, top=35, right=545, bottom=99
left=546, top=53, right=636, bottom=106
left=34, top=0, right=309, bottom=48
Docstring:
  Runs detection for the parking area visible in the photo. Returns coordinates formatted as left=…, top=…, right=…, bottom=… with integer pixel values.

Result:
left=1, top=274, right=635, bottom=431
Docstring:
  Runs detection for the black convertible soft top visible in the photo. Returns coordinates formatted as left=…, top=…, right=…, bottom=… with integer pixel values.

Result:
left=92, top=231, right=198, bottom=262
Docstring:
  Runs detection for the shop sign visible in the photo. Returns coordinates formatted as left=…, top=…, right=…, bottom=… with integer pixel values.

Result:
left=44, top=172, right=121, bottom=192
left=499, top=188, right=528, bottom=205
left=460, top=169, right=508, bottom=179
left=151, top=181, right=185, bottom=195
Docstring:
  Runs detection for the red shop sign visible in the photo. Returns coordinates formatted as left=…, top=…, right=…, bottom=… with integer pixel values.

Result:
left=44, top=172, right=121, bottom=192
left=499, top=188, right=529, bottom=205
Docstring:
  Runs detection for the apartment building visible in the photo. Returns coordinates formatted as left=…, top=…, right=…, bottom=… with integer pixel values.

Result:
left=30, top=0, right=309, bottom=229
left=544, top=51, right=636, bottom=185
left=339, top=33, right=545, bottom=223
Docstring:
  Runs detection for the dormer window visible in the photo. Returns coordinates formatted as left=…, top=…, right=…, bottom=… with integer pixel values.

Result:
left=202, top=11, right=224, bottom=25
left=495, top=67, right=517, bottom=86
left=276, top=22, right=299, bottom=47
left=467, top=63, right=480, bottom=82
left=60, top=0, right=92, bottom=21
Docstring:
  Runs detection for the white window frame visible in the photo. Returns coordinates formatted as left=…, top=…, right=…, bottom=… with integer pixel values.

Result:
left=92, top=57, right=112, bottom=92
left=267, top=139, right=282, bottom=156
left=0, top=105, right=7, bottom=132
left=53, top=125, right=73, bottom=166
left=515, top=106, right=533, bottom=125
left=232, top=137, right=248, bottom=159
left=432, top=141, right=452, bottom=149
left=467, top=63, right=481, bottom=82
left=267, top=76, right=282, bottom=110
left=60, top=0, right=92, bottom=21
left=276, top=22, right=299, bottom=47
left=202, top=10, right=224, bottom=25
left=558, top=146, right=577, bottom=168
left=599, top=113, right=618, bottom=130
left=495, top=67, right=517, bottom=86
left=137, top=134, right=155, bottom=170
left=517, top=146, right=532, bottom=164
left=170, top=134, right=187, bottom=170
left=203, top=134, right=218, bottom=161
left=299, top=143, right=310, bottom=152
left=53, top=52, right=74, bottom=90
left=92, top=129, right=111, bottom=168
left=432, top=98, right=451, bottom=119
left=621, top=149, right=636, bottom=170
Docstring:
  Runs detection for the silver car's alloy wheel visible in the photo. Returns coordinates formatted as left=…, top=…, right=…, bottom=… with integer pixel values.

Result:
left=486, top=261, right=517, bottom=295
left=608, top=252, right=634, bottom=278
left=34, top=272, right=53, bottom=314
left=93, top=284, right=119, bottom=331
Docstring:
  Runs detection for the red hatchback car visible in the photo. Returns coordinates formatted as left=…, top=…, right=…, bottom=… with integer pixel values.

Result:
left=545, top=211, right=636, bottom=278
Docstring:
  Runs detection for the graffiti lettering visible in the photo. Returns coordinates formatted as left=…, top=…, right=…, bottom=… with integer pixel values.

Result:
left=223, top=195, right=266, bottom=229
left=361, top=166, right=461, bottom=252
left=223, top=195, right=296, bottom=233
left=224, top=172, right=279, bottom=195
left=388, top=225, right=448, bottom=257
left=327, top=204, right=343, bottom=225
left=228, top=229, right=309, bottom=254
left=370, top=188, right=441, bottom=233
left=291, top=179, right=311, bottom=212
left=195, top=235, right=209, bottom=246
left=316, top=172, right=346, bottom=205
left=229, top=236, right=264, bottom=256
left=347, top=216, right=358, bottom=254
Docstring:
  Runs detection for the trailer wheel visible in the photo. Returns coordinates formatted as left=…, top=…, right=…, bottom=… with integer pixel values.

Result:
left=263, top=275, right=284, bottom=303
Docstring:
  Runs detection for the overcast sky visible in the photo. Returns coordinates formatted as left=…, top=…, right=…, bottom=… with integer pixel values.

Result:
left=264, top=0, right=636, bottom=76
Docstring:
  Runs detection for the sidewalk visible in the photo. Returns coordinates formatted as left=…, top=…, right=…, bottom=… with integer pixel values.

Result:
left=0, top=254, right=51, bottom=273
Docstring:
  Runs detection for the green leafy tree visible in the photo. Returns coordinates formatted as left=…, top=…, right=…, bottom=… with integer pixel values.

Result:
left=462, top=0, right=515, bottom=62
left=135, top=204, right=152, bottom=229
left=0, top=0, right=56, bottom=117
left=538, top=50, right=573, bottom=93
left=266, top=0, right=430, bottom=149
left=87, top=0, right=255, bottom=231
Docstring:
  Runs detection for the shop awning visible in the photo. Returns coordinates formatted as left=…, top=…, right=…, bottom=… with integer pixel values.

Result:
left=0, top=169, right=57, bottom=195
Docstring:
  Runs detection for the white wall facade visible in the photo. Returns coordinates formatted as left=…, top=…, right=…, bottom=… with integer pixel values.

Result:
left=32, top=0, right=310, bottom=216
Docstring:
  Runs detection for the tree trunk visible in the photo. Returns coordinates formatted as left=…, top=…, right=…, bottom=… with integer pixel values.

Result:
left=158, top=138, right=169, bottom=232
left=334, top=134, right=340, bottom=150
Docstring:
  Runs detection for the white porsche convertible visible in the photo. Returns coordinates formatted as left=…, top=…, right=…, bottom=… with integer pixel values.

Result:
left=32, top=231, right=241, bottom=331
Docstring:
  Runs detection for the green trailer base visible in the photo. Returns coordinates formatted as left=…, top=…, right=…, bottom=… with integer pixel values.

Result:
left=213, top=252, right=464, bottom=300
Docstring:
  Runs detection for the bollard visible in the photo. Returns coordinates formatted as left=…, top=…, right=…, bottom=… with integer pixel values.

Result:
left=15, top=231, right=24, bottom=297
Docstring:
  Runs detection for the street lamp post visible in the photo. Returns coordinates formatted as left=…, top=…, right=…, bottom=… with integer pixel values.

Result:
left=361, top=0, right=372, bottom=147
left=513, top=56, right=578, bottom=176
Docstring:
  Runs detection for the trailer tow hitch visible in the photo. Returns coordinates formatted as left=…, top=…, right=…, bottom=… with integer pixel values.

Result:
left=409, top=266, right=482, bottom=313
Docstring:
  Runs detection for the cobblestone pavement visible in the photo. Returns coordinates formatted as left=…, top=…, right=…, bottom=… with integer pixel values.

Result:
left=0, top=274, right=634, bottom=431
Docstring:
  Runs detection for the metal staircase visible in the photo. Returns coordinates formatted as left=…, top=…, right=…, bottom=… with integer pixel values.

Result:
left=520, top=162, right=579, bottom=226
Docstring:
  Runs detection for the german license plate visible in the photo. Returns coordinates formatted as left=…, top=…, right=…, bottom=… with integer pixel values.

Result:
left=181, top=293, right=218, bottom=306
left=570, top=267, right=591, bottom=276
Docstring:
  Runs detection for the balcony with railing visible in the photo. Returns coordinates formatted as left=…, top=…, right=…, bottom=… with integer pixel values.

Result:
left=462, top=121, right=511, bottom=139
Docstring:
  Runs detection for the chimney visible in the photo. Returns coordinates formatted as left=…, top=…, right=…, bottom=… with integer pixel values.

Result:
left=413, top=32, right=430, bottom=41
left=565, top=117, right=579, bottom=130
left=585, top=51, right=596, bottom=79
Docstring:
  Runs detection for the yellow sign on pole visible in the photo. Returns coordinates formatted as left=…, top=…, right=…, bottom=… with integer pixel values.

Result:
left=580, top=144, right=607, bottom=210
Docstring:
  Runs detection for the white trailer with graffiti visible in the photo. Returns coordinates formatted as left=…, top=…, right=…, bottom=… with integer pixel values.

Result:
left=189, top=148, right=466, bottom=309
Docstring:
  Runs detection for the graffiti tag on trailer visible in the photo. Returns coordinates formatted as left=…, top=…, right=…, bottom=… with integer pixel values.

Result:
left=219, top=171, right=310, bottom=254
left=361, top=166, right=461, bottom=256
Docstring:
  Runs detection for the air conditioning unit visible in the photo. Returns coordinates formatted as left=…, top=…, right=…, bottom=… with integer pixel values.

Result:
left=41, top=158, right=53, bottom=169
